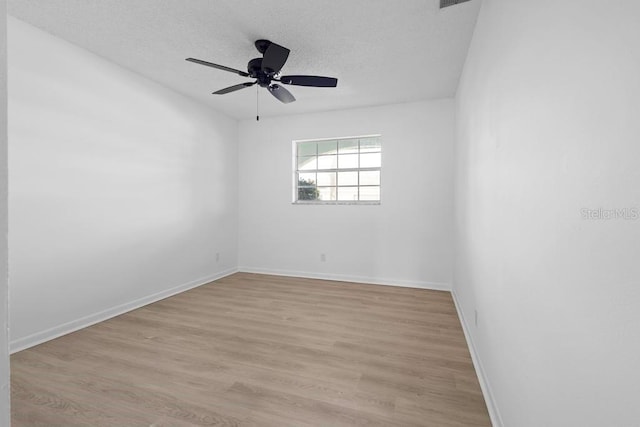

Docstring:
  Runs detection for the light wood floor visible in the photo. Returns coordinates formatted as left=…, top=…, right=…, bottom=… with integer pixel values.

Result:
left=11, top=273, right=491, bottom=426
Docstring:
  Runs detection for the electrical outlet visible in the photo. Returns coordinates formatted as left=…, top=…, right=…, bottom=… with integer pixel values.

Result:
left=474, top=309, right=478, bottom=327
left=320, top=253, right=326, bottom=262
left=216, top=252, right=220, bottom=262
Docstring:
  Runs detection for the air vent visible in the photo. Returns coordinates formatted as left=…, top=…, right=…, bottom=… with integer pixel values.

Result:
left=440, top=0, right=473, bottom=8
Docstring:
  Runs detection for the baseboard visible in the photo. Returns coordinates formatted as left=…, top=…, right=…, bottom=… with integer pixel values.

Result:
left=451, top=289, right=503, bottom=427
left=10, top=267, right=238, bottom=354
left=237, top=266, right=451, bottom=291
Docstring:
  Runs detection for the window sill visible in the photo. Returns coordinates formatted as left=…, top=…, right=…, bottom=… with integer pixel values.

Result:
left=292, top=201, right=381, bottom=206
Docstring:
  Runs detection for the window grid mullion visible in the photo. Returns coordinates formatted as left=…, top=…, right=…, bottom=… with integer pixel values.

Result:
left=312, top=167, right=380, bottom=173
left=336, top=151, right=340, bottom=191
left=357, top=138, right=361, bottom=201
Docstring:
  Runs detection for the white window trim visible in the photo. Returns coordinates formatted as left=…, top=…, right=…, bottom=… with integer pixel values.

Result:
left=292, top=134, right=382, bottom=205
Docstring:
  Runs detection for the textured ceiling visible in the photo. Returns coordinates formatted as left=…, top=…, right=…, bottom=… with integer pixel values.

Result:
left=8, top=0, right=481, bottom=120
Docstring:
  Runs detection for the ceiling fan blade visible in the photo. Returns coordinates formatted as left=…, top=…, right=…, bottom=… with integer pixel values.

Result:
left=268, top=84, right=296, bottom=104
left=261, top=42, right=290, bottom=74
left=280, top=75, right=338, bottom=87
left=212, top=82, right=256, bottom=95
left=186, top=58, right=249, bottom=77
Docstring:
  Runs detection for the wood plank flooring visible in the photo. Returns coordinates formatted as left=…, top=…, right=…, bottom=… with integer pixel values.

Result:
left=11, top=273, right=491, bottom=426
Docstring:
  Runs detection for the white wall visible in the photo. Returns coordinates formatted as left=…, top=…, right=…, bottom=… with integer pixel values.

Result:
left=0, top=1, right=10, bottom=424
left=454, top=1, right=640, bottom=426
left=8, top=17, right=238, bottom=351
left=238, top=100, right=454, bottom=289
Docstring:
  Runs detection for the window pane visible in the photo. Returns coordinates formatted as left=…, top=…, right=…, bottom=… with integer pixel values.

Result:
left=359, top=186, right=380, bottom=201
left=295, top=137, right=381, bottom=203
left=298, top=187, right=319, bottom=201
left=318, top=187, right=337, bottom=201
left=338, top=139, right=358, bottom=154
left=298, top=156, right=317, bottom=170
left=359, top=170, right=380, bottom=186
left=297, top=142, right=316, bottom=157
left=317, top=172, right=336, bottom=186
left=298, top=172, right=316, bottom=186
left=338, top=187, right=358, bottom=201
left=338, top=154, right=358, bottom=169
left=317, top=140, right=337, bottom=156
left=338, top=171, right=358, bottom=186
left=318, top=155, right=337, bottom=169
left=360, top=152, right=381, bottom=168
left=360, top=138, right=381, bottom=153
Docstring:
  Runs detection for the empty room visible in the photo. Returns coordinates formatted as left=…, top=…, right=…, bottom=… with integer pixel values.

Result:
left=0, top=0, right=639, bottom=426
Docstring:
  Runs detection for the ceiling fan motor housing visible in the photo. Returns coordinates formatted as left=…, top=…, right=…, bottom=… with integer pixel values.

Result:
left=247, top=58, right=272, bottom=87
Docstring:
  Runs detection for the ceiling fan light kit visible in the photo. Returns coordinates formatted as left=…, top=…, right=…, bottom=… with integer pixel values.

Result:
left=186, top=39, right=338, bottom=120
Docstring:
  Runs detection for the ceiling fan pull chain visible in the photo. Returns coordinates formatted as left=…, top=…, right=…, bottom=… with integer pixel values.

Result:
left=256, top=84, right=260, bottom=121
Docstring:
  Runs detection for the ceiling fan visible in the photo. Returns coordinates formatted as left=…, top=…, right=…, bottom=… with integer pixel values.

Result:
left=186, top=39, right=338, bottom=113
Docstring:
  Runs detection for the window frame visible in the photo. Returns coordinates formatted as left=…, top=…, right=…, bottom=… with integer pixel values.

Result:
left=292, top=134, right=382, bottom=205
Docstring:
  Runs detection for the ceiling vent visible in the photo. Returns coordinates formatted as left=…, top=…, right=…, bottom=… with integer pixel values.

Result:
left=440, top=0, right=473, bottom=8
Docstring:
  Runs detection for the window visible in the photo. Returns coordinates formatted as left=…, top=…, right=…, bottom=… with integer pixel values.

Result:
left=294, top=135, right=381, bottom=204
